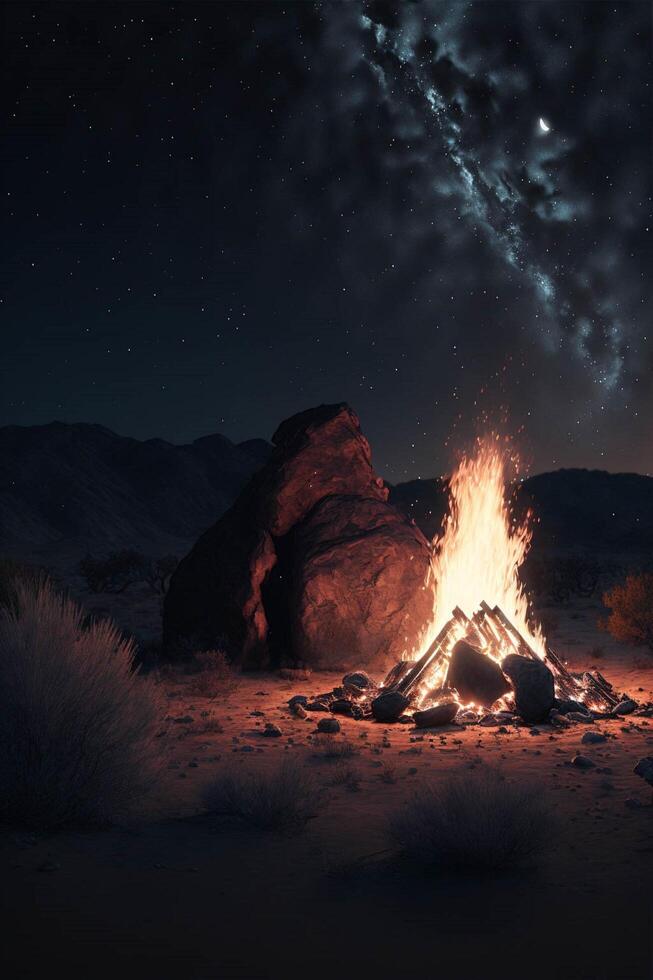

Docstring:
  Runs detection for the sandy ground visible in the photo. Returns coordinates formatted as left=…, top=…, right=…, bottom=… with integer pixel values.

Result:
left=3, top=598, right=653, bottom=979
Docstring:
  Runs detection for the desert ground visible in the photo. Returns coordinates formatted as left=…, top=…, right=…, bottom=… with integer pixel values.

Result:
left=2, top=592, right=653, bottom=980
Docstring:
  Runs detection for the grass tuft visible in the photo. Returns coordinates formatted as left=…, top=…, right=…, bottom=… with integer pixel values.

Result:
left=390, top=767, right=552, bottom=872
left=203, top=759, right=320, bottom=833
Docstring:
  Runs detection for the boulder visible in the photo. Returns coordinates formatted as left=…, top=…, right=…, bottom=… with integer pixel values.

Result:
left=343, top=671, right=374, bottom=691
left=290, top=495, right=434, bottom=673
left=634, top=757, right=653, bottom=785
left=447, top=640, right=510, bottom=708
left=317, top=717, right=341, bottom=734
left=413, top=702, right=459, bottom=728
left=163, top=403, right=434, bottom=672
left=501, top=654, right=555, bottom=723
left=371, top=690, right=410, bottom=722
left=614, top=699, right=637, bottom=715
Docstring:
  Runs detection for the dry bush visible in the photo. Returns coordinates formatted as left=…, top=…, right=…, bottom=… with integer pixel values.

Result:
left=380, top=764, right=397, bottom=784
left=602, top=573, right=653, bottom=652
left=0, top=557, right=44, bottom=611
left=0, top=581, right=162, bottom=829
left=186, top=650, right=240, bottom=699
left=278, top=667, right=312, bottom=681
left=159, top=649, right=240, bottom=699
left=311, top=735, right=358, bottom=760
left=203, top=760, right=320, bottom=833
left=328, top=764, right=361, bottom=792
left=390, top=767, right=552, bottom=872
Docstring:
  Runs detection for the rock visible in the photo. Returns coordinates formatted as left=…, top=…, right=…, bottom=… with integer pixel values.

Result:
left=634, top=756, right=653, bottom=785
left=163, top=404, right=435, bottom=670
left=501, top=654, right=555, bottom=723
left=447, top=641, right=510, bottom=708
left=371, top=690, right=410, bottom=723
left=304, top=700, right=332, bottom=712
left=262, top=723, right=282, bottom=737
left=288, top=695, right=308, bottom=708
left=549, top=710, right=571, bottom=728
left=581, top=731, right=607, bottom=744
left=291, top=703, right=308, bottom=719
left=343, top=671, right=374, bottom=691
left=330, top=698, right=354, bottom=716
left=412, top=702, right=459, bottom=728
left=567, top=711, right=594, bottom=724
left=37, top=860, right=60, bottom=873
left=625, top=797, right=645, bottom=809
left=317, top=717, right=341, bottom=734
left=291, top=494, right=434, bottom=673
left=615, top=699, right=637, bottom=715
left=457, top=709, right=480, bottom=724
left=553, top=698, right=586, bottom=715
left=572, top=754, right=595, bottom=769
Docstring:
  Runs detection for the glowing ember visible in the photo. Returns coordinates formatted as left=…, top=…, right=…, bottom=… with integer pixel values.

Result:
left=431, top=434, right=545, bottom=658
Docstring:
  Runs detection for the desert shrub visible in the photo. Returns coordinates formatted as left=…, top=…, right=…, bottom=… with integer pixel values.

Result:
left=528, top=555, right=602, bottom=603
left=143, top=554, right=179, bottom=595
left=0, top=581, right=162, bottom=829
left=390, top=767, right=552, bottom=872
left=79, top=549, right=149, bottom=594
left=602, top=573, right=653, bottom=651
left=277, top=667, right=312, bottom=681
left=203, top=760, right=320, bottom=833
left=311, top=735, right=358, bottom=759
left=0, top=557, right=43, bottom=610
left=328, top=765, right=361, bottom=792
left=159, top=649, right=240, bottom=698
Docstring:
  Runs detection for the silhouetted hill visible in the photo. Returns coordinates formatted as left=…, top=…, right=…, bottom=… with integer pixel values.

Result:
left=0, top=422, right=270, bottom=561
left=2, top=420, right=651, bottom=568
left=389, top=469, right=653, bottom=555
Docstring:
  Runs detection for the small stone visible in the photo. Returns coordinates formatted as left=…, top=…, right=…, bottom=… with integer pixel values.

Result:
left=371, top=690, right=410, bottom=723
left=37, top=860, right=60, bottom=872
left=262, top=723, right=282, bottom=737
left=288, top=695, right=308, bottom=708
left=412, top=702, right=459, bottom=729
left=317, top=717, right=341, bottom=734
left=634, top=756, right=653, bottom=785
left=567, top=711, right=594, bottom=724
left=330, top=698, right=354, bottom=716
left=291, top=703, right=308, bottom=719
left=615, top=699, right=637, bottom=715
left=625, top=797, right=644, bottom=809
left=342, top=671, right=374, bottom=691
left=572, top=754, right=595, bottom=769
left=581, top=731, right=607, bottom=745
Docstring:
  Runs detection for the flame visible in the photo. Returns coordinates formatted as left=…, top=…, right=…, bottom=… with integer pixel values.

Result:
left=431, top=435, right=545, bottom=659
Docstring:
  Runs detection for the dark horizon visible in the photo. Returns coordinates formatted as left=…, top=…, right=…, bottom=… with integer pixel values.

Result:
left=3, top=411, right=653, bottom=482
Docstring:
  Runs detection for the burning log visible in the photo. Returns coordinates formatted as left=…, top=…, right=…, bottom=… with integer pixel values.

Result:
left=390, top=616, right=460, bottom=698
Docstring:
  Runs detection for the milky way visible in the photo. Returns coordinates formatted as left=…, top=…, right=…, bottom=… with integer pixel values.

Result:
left=2, top=2, right=652, bottom=476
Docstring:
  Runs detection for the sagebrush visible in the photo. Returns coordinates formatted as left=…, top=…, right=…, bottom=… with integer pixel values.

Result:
left=390, top=767, right=552, bottom=872
left=203, top=760, right=320, bottom=833
left=0, top=581, right=162, bottom=829
left=602, top=573, right=653, bottom=651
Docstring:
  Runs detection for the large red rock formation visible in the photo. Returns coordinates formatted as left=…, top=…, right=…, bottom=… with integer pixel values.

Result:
left=163, top=403, right=434, bottom=670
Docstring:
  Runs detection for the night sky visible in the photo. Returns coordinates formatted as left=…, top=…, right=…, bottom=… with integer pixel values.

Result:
left=2, top=2, right=651, bottom=479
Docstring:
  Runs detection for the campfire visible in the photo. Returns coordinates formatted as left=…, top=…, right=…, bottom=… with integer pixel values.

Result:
left=296, top=436, right=622, bottom=726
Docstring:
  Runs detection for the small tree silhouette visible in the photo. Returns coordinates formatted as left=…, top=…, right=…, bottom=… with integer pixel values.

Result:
left=602, top=573, right=653, bottom=652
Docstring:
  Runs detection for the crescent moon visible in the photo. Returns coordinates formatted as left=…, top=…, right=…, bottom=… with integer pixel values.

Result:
left=539, top=117, right=551, bottom=133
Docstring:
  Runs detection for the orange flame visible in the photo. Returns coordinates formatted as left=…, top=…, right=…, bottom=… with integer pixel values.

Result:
left=431, top=435, right=546, bottom=659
